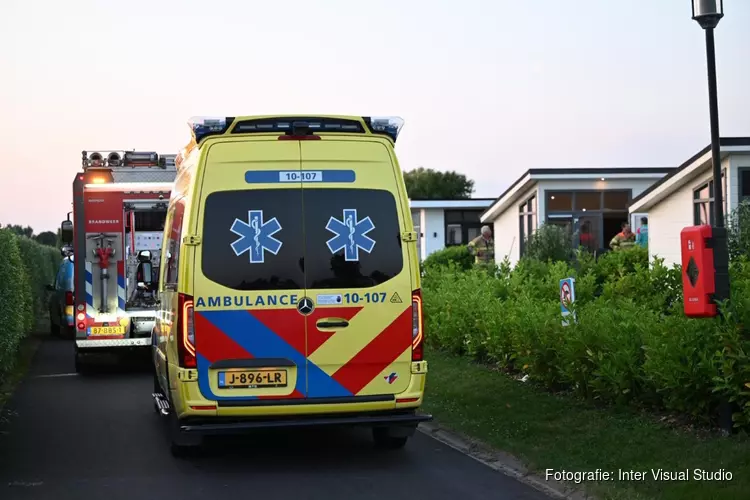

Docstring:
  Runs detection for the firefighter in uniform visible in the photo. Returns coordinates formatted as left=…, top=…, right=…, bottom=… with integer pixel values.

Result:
left=468, top=225, right=495, bottom=266
left=609, top=221, right=636, bottom=252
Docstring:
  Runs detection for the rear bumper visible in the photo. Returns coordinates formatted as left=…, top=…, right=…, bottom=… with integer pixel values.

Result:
left=178, top=410, right=433, bottom=435
left=76, top=338, right=151, bottom=349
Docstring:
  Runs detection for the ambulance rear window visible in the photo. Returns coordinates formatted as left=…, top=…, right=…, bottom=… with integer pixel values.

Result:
left=200, top=188, right=404, bottom=291
left=201, top=189, right=306, bottom=291
left=303, top=188, right=403, bottom=289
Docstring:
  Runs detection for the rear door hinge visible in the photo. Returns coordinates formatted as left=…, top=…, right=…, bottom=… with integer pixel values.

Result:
left=183, top=235, right=201, bottom=246
left=401, top=231, right=417, bottom=242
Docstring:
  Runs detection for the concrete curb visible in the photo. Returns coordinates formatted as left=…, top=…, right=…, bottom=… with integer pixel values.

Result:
left=418, top=421, right=596, bottom=500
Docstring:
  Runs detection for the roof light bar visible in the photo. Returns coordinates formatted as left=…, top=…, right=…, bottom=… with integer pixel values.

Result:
left=187, top=115, right=405, bottom=144
left=363, top=116, right=405, bottom=143
left=231, top=117, right=365, bottom=135
left=188, top=116, right=236, bottom=144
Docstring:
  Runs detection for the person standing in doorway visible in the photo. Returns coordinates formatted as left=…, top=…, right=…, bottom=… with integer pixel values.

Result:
left=468, top=225, right=495, bottom=266
left=609, top=221, right=636, bottom=252
left=579, top=220, right=595, bottom=252
left=636, top=217, right=648, bottom=248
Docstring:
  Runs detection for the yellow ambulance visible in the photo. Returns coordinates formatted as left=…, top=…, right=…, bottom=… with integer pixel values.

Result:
left=152, top=115, right=430, bottom=456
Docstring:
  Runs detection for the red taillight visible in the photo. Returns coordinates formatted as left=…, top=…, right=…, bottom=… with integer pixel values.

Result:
left=177, top=293, right=196, bottom=368
left=277, top=135, right=321, bottom=141
left=76, top=308, right=86, bottom=331
left=411, top=289, right=424, bottom=361
left=65, top=291, right=74, bottom=306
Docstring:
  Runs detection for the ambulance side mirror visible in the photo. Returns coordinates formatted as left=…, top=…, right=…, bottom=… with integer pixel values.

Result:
left=60, top=220, right=73, bottom=244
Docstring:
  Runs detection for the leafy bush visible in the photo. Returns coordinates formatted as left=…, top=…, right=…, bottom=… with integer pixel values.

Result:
left=422, top=245, right=475, bottom=273
left=728, top=200, right=750, bottom=261
left=523, top=223, right=573, bottom=263
left=0, top=229, right=61, bottom=382
left=423, top=247, right=750, bottom=429
left=0, top=230, right=28, bottom=382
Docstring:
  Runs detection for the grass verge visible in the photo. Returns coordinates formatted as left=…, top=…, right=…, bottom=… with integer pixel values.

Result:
left=422, top=347, right=750, bottom=500
left=0, top=334, right=42, bottom=415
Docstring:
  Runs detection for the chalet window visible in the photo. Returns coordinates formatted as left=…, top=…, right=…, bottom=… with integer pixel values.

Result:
left=519, top=195, right=537, bottom=256
left=693, top=170, right=727, bottom=225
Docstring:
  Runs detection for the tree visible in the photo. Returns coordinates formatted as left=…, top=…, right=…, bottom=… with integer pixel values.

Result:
left=34, top=231, right=58, bottom=247
left=3, top=224, right=34, bottom=238
left=403, top=167, right=474, bottom=200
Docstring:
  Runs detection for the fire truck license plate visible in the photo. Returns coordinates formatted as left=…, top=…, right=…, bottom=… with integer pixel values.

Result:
left=218, top=369, right=288, bottom=389
left=89, top=326, right=125, bottom=336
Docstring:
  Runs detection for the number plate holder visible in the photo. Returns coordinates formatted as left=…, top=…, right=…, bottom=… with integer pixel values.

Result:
left=217, top=369, right=288, bottom=389
left=89, top=326, right=126, bottom=336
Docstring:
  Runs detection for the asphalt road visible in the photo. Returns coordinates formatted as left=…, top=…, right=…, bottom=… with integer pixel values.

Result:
left=0, top=336, right=550, bottom=500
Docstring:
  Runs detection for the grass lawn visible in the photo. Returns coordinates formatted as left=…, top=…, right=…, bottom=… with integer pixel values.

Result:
left=422, top=346, right=750, bottom=500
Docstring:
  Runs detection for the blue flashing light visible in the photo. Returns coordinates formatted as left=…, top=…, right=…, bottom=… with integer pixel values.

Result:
left=364, top=116, right=405, bottom=143
left=188, top=116, right=235, bottom=143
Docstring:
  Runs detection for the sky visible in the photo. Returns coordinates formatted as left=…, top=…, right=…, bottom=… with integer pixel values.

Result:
left=1, top=0, right=748, bottom=233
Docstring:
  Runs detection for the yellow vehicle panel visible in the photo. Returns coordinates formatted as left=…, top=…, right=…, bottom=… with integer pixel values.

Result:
left=156, top=116, right=425, bottom=422
left=189, top=137, right=415, bottom=402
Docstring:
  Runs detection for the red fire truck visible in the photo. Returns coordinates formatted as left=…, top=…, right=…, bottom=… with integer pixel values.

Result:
left=60, top=150, right=177, bottom=373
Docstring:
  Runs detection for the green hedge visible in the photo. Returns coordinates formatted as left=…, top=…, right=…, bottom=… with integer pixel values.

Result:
left=423, top=247, right=750, bottom=428
left=423, top=245, right=475, bottom=272
left=0, top=229, right=60, bottom=382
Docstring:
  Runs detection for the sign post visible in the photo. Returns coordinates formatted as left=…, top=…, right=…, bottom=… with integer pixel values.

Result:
left=560, top=277, right=576, bottom=326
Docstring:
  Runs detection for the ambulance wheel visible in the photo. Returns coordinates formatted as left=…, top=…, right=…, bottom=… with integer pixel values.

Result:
left=168, top=413, right=202, bottom=458
left=372, top=427, right=410, bottom=450
left=153, top=370, right=161, bottom=394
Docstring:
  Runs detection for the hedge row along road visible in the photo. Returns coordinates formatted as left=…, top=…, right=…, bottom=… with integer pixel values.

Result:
left=0, top=229, right=60, bottom=388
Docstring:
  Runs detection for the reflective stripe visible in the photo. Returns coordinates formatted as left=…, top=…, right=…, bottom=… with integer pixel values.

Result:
left=85, top=261, right=94, bottom=318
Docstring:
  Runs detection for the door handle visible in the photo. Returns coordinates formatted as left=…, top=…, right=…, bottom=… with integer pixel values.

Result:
left=316, top=319, right=349, bottom=329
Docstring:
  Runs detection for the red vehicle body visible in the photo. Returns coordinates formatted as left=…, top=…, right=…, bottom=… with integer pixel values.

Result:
left=66, top=151, right=177, bottom=372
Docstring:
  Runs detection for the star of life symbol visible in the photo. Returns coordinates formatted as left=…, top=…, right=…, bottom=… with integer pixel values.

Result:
left=325, top=209, right=376, bottom=261
left=230, top=210, right=282, bottom=264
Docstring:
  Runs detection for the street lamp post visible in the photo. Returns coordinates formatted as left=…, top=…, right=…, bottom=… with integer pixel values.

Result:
left=692, top=0, right=730, bottom=304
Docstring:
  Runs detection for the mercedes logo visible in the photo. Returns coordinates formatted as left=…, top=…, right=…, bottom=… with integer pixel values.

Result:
left=297, top=297, right=315, bottom=316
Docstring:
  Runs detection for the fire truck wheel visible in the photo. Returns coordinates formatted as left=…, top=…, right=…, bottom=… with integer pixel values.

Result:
left=75, top=352, right=92, bottom=375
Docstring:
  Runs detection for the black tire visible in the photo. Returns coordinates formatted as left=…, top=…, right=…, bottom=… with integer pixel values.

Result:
left=61, top=325, right=75, bottom=340
left=170, top=441, right=197, bottom=458
left=49, top=319, right=60, bottom=337
left=372, top=427, right=409, bottom=450
left=168, top=412, right=202, bottom=458
left=153, top=370, right=162, bottom=394
left=75, top=352, right=93, bottom=376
